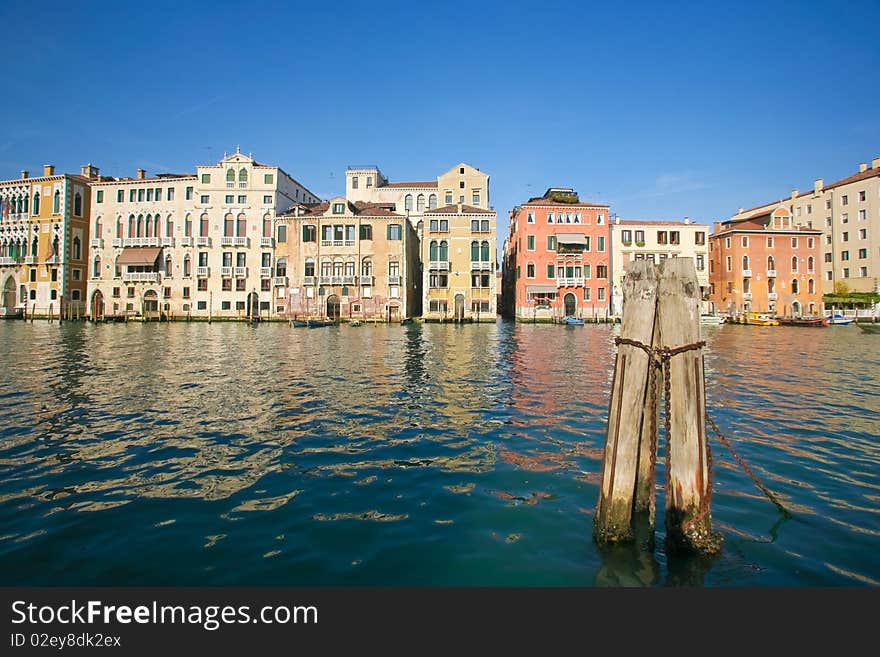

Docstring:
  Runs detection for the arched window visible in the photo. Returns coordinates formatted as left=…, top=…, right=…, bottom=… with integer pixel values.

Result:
left=53, top=190, right=60, bottom=214
left=321, top=260, right=332, bottom=277
left=807, top=256, right=814, bottom=273
left=73, top=192, right=82, bottom=216
left=72, top=236, right=81, bottom=260
left=166, top=215, right=173, bottom=237
left=404, top=194, right=413, bottom=211
left=239, top=169, right=248, bottom=183
left=345, top=261, right=355, bottom=276
left=118, top=217, right=125, bottom=239
left=52, top=236, right=59, bottom=257
left=333, top=260, right=343, bottom=276
left=199, top=213, right=209, bottom=237
left=226, top=169, right=236, bottom=183
left=470, top=240, right=479, bottom=261
left=22, top=194, right=28, bottom=213
left=236, top=212, right=246, bottom=237
left=115, top=256, right=121, bottom=278
left=276, top=258, right=287, bottom=277
left=362, top=259, right=372, bottom=276
left=184, top=213, right=192, bottom=237
left=808, top=279, right=815, bottom=294
left=145, top=214, right=153, bottom=237
left=439, top=240, right=448, bottom=261
left=742, top=255, right=749, bottom=270
left=183, top=255, right=191, bottom=277
left=429, top=240, right=438, bottom=261
left=263, top=214, right=271, bottom=238
left=417, top=194, right=425, bottom=212
left=304, top=257, right=315, bottom=277
left=95, top=217, right=103, bottom=238
left=153, top=215, right=159, bottom=237
left=767, top=255, right=775, bottom=271
left=223, top=213, right=234, bottom=237
left=428, top=194, right=437, bottom=210
left=31, top=236, right=38, bottom=257
left=792, top=279, right=799, bottom=294
left=32, top=192, right=40, bottom=214
left=165, top=255, right=172, bottom=276
left=481, top=240, right=490, bottom=262
left=791, top=256, right=798, bottom=272
left=93, top=256, right=102, bottom=278
left=136, top=214, right=144, bottom=237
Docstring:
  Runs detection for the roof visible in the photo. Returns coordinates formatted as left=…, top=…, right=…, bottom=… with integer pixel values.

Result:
left=382, top=181, right=438, bottom=189
left=614, top=220, right=708, bottom=227
left=116, top=247, right=162, bottom=266
left=92, top=174, right=196, bottom=185
left=521, top=197, right=608, bottom=208
left=424, top=204, right=495, bottom=215
left=711, top=219, right=821, bottom=236
left=278, top=200, right=405, bottom=219
left=823, top=165, right=880, bottom=191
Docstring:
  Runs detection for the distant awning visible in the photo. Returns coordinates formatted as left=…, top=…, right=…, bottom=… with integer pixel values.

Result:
left=116, top=247, right=162, bottom=266
left=556, top=233, right=587, bottom=244
left=527, top=285, right=557, bottom=294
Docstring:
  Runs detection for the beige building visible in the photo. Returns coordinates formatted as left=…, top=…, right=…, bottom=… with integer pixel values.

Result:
left=609, top=218, right=709, bottom=314
left=422, top=203, right=496, bottom=321
left=275, top=198, right=420, bottom=320
left=728, top=157, right=880, bottom=294
left=0, top=164, right=95, bottom=318
left=86, top=150, right=318, bottom=319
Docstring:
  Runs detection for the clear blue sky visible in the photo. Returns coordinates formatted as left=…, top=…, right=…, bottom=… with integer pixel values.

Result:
left=1, top=0, right=877, bottom=240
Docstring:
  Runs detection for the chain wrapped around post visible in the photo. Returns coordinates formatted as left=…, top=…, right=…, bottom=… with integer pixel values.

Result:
left=613, top=336, right=790, bottom=521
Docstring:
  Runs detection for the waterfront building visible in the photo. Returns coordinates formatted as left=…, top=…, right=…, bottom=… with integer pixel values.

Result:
left=727, top=157, right=880, bottom=294
left=502, top=188, right=610, bottom=321
left=0, top=164, right=96, bottom=318
left=708, top=206, right=823, bottom=316
left=609, top=218, right=709, bottom=315
left=275, top=198, right=420, bottom=320
left=421, top=203, right=497, bottom=321
left=86, top=150, right=318, bottom=319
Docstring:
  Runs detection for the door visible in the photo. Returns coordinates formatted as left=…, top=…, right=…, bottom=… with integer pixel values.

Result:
left=454, top=294, right=465, bottom=321
left=143, top=290, right=159, bottom=317
left=247, top=292, right=259, bottom=319
left=2, top=277, right=16, bottom=315
left=326, top=295, right=340, bottom=320
left=564, top=292, right=576, bottom=317
left=91, top=290, right=104, bottom=320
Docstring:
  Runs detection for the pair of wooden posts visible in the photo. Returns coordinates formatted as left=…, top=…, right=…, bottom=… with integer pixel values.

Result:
left=594, top=257, right=721, bottom=554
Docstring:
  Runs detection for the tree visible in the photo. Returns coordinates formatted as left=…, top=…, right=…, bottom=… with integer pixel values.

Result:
left=833, top=281, right=850, bottom=296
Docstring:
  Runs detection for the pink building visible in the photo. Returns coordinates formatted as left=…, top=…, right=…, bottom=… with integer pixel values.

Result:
left=502, top=187, right=611, bottom=320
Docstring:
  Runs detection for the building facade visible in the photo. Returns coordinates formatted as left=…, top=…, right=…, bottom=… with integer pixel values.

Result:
left=708, top=206, right=823, bottom=316
left=0, top=164, right=95, bottom=318
left=609, top=218, right=709, bottom=315
left=422, top=203, right=496, bottom=321
left=275, top=198, right=420, bottom=320
left=503, top=188, right=610, bottom=321
left=728, top=157, right=880, bottom=294
left=86, top=151, right=318, bottom=319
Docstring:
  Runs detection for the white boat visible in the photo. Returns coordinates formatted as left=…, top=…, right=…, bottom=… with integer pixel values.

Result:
left=700, top=314, right=726, bottom=325
left=826, top=313, right=854, bottom=326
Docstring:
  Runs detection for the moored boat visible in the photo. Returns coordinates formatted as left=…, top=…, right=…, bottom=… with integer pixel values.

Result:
left=739, top=312, right=779, bottom=326
left=292, top=319, right=308, bottom=328
left=307, top=318, right=336, bottom=328
left=826, top=313, right=854, bottom=326
left=700, top=314, right=726, bottom=325
left=562, top=316, right=584, bottom=325
left=777, top=316, right=828, bottom=327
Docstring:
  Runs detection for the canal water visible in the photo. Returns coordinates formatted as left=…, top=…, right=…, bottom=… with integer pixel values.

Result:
left=0, top=320, right=878, bottom=586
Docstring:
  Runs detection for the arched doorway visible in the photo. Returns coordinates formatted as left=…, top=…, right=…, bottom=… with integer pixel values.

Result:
left=143, top=290, right=159, bottom=319
left=454, top=294, right=465, bottom=322
left=246, top=291, right=259, bottom=320
left=563, top=292, right=576, bottom=317
left=2, top=277, right=16, bottom=316
left=91, top=290, right=105, bottom=320
left=326, top=294, right=340, bottom=320
left=791, top=300, right=801, bottom=317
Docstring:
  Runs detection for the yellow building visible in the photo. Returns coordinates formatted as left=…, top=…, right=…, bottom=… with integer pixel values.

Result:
left=0, top=164, right=95, bottom=318
left=422, top=203, right=496, bottom=321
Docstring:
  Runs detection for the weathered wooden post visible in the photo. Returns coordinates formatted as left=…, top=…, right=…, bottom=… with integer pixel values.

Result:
left=594, top=261, right=658, bottom=544
left=656, top=257, right=721, bottom=554
left=633, top=311, right=660, bottom=525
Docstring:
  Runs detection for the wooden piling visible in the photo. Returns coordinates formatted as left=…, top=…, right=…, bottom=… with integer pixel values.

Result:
left=594, top=261, right=658, bottom=544
left=656, top=257, right=721, bottom=554
left=633, top=311, right=660, bottom=524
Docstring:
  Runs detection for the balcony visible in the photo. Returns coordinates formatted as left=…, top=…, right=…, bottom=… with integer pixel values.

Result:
left=123, top=271, right=160, bottom=283
left=180, top=236, right=194, bottom=247
left=112, top=238, right=123, bottom=247
left=260, top=267, right=272, bottom=278
left=260, top=237, right=274, bottom=248
left=766, top=269, right=776, bottom=278
left=471, top=261, right=493, bottom=271
left=303, top=276, right=316, bottom=286
left=234, top=267, right=247, bottom=278
left=743, top=292, right=753, bottom=300
left=90, top=238, right=104, bottom=248
left=359, top=275, right=373, bottom=286
left=221, top=266, right=233, bottom=277
left=331, top=276, right=344, bottom=285
left=388, top=275, right=401, bottom=285
left=233, top=237, right=249, bottom=247
left=0, top=257, right=18, bottom=266
left=273, top=276, right=288, bottom=287
left=319, top=275, right=333, bottom=285
left=220, top=237, right=234, bottom=247
left=768, top=292, right=778, bottom=301
left=557, top=277, right=585, bottom=288
left=196, top=237, right=211, bottom=247
left=429, top=261, right=449, bottom=271
left=342, top=275, right=357, bottom=286
left=23, top=256, right=36, bottom=265
left=742, top=269, right=752, bottom=277
left=161, top=237, right=175, bottom=247
left=123, top=237, right=160, bottom=247
left=196, top=266, right=210, bottom=278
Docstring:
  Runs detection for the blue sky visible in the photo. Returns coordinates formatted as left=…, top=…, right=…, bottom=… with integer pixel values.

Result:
left=1, top=0, right=877, bottom=240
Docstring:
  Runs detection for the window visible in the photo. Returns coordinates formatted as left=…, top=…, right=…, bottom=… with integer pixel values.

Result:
left=137, top=189, right=144, bottom=202
left=167, top=188, right=174, bottom=201
left=147, top=188, right=154, bottom=202
left=790, top=237, right=798, bottom=248
left=841, top=195, right=848, bottom=206
left=841, top=251, right=850, bottom=261
left=525, top=263, right=535, bottom=278
left=842, top=268, right=850, bottom=278
left=859, top=190, right=866, bottom=202
left=238, top=195, right=246, bottom=204
left=52, top=190, right=60, bottom=214
left=825, top=271, right=833, bottom=281
left=596, top=265, right=607, bottom=279
left=597, top=214, right=604, bottom=225
left=459, top=181, right=465, bottom=189
left=359, top=224, right=372, bottom=240
left=404, top=194, right=413, bottom=212
left=695, top=253, right=705, bottom=272
left=725, top=256, right=732, bottom=272
left=790, top=255, right=799, bottom=271
left=527, top=211, right=534, bottom=224
left=333, top=202, right=345, bottom=214
left=387, top=224, right=402, bottom=240
left=200, top=195, right=209, bottom=204
left=72, top=236, right=81, bottom=260
left=547, top=236, right=557, bottom=251
left=859, top=210, right=866, bottom=221
left=199, top=214, right=209, bottom=237
left=445, top=192, right=453, bottom=205
left=527, top=235, right=535, bottom=251
left=472, top=192, right=480, bottom=205
left=71, top=268, right=81, bottom=281
left=670, top=231, right=680, bottom=245
left=695, top=232, right=705, bottom=245
left=597, top=236, right=605, bottom=252
left=225, top=195, right=234, bottom=204
left=860, top=266, right=868, bottom=277
left=742, top=255, right=749, bottom=271
left=657, top=231, right=668, bottom=245
left=634, top=230, right=644, bottom=245
left=842, top=213, right=849, bottom=224
left=825, top=252, right=832, bottom=263
left=843, top=232, right=849, bottom=242
left=547, top=264, right=555, bottom=278
left=185, top=186, right=193, bottom=200
left=547, top=212, right=554, bottom=224
left=621, top=230, right=632, bottom=244
left=428, top=194, right=437, bottom=210
left=766, top=236, right=774, bottom=248
left=417, top=194, right=425, bottom=212
left=201, top=174, right=211, bottom=184
left=858, top=248, right=867, bottom=259
left=807, top=256, right=815, bottom=273
left=859, top=228, right=867, bottom=240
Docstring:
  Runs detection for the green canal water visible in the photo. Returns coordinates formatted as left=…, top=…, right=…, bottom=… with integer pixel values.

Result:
left=0, top=320, right=878, bottom=586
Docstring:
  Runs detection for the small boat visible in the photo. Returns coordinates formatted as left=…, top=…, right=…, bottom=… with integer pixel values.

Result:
left=307, top=318, right=336, bottom=328
left=292, top=319, right=307, bottom=328
left=777, top=316, right=828, bottom=327
left=349, top=320, right=362, bottom=327
left=826, top=313, right=854, bottom=326
left=857, top=322, right=880, bottom=334
left=700, top=314, right=726, bottom=325
left=563, top=316, right=585, bottom=325
left=740, top=312, right=779, bottom=326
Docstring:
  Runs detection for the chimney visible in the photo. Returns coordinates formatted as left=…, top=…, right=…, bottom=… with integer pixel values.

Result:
left=737, top=207, right=743, bottom=214
left=457, top=202, right=462, bottom=213
left=872, top=157, right=880, bottom=169
left=791, top=189, right=798, bottom=199
left=80, top=164, right=99, bottom=180
left=713, top=221, right=722, bottom=233
left=43, top=164, right=54, bottom=177
left=683, top=216, right=690, bottom=224
left=137, top=168, right=146, bottom=180
left=20, top=170, right=28, bottom=180
left=859, top=162, right=868, bottom=173
left=814, top=178, right=823, bottom=194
